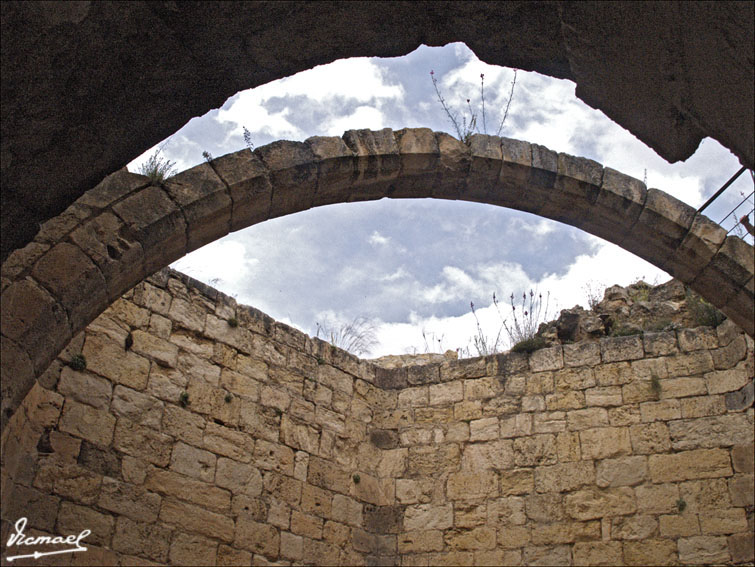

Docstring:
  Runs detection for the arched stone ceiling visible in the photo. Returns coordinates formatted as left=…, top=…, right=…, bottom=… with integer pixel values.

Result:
left=2, top=128, right=753, bottom=431
left=1, top=1, right=753, bottom=262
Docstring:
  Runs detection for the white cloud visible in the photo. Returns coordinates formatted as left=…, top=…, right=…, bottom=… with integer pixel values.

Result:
left=369, top=231, right=390, bottom=246
left=170, top=240, right=258, bottom=291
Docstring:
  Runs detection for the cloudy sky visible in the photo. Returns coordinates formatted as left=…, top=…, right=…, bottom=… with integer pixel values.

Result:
left=128, top=43, right=754, bottom=358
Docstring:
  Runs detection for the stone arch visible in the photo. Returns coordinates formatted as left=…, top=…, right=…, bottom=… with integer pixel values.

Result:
left=1, top=128, right=753, bottom=429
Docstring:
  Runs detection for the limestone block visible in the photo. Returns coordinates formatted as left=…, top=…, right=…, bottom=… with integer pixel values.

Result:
left=621, top=381, right=658, bottom=404
left=556, top=430, right=582, bottom=462
left=601, top=335, right=644, bottom=363
left=281, top=415, right=320, bottom=454
left=465, top=134, right=504, bottom=203
left=111, top=385, right=163, bottom=429
left=204, top=314, right=254, bottom=355
left=145, top=468, right=230, bottom=513
left=429, top=381, right=463, bottom=406
left=670, top=213, right=729, bottom=283
left=500, top=413, right=533, bottom=438
left=529, top=520, right=600, bottom=545
left=31, top=242, right=108, bottom=332
left=731, top=444, right=754, bottom=473
left=666, top=350, right=714, bottom=376
left=622, top=539, right=677, bottom=565
left=642, top=331, right=678, bottom=357
left=341, top=128, right=399, bottom=199
left=308, top=456, right=349, bottom=495
left=290, top=510, right=323, bottom=540
left=212, top=149, right=272, bottom=230
left=59, top=399, right=116, bottom=447
left=545, top=390, right=585, bottom=411
left=513, top=434, right=558, bottom=467
left=167, top=441, right=216, bottom=482
left=729, top=533, right=755, bottom=564
left=522, top=494, right=564, bottom=524
left=462, top=439, right=514, bottom=471
left=454, top=400, right=482, bottom=422
left=596, top=456, right=648, bottom=488
left=442, top=357, right=488, bottom=381
left=121, top=456, right=148, bottom=485
left=363, top=504, right=402, bottom=534
left=680, top=395, right=726, bottom=418
left=711, top=335, right=747, bottom=369
left=658, top=376, right=707, bottom=399
left=130, top=329, right=178, bottom=368
left=579, top=427, right=631, bottom=460
left=112, top=185, right=187, bottom=272
left=563, top=341, right=601, bottom=368
left=611, top=514, right=658, bottom=541
left=69, top=212, right=145, bottom=300
left=398, top=530, right=445, bottom=553
left=669, top=414, right=754, bottom=450
left=447, top=471, right=498, bottom=500
left=470, top=417, right=499, bottom=441
left=217, top=545, right=252, bottom=567
left=584, top=386, right=622, bottom=407
left=639, top=399, right=681, bottom=422
left=303, top=538, right=341, bottom=565
left=399, top=427, right=432, bottom=446
left=659, top=513, right=700, bottom=537
left=679, top=478, right=732, bottom=512
left=522, top=395, right=546, bottom=412
left=521, top=545, right=570, bottom=566
left=705, top=364, right=751, bottom=394
left=539, top=151, right=603, bottom=223
left=403, top=503, right=453, bottom=532
left=132, top=281, right=171, bottom=314
left=594, top=362, right=633, bottom=386
left=699, top=508, right=748, bottom=535
left=162, top=405, right=205, bottom=446
left=629, top=422, right=672, bottom=454
left=532, top=411, right=566, bottom=434
left=203, top=422, right=255, bottom=463
left=98, top=477, right=161, bottom=523
left=565, top=487, right=636, bottom=520
left=525, top=371, right=555, bottom=395
left=529, top=346, right=563, bottom=372
left=407, top=363, right=440, bottom=386
left=215, top=458, right=263, bottom=496
left=219, top=368, right=260, bottom=400
left=648, top=448, right=732, bottom=483
left=1, top=278, right=71, bottom=373
left=567, top=407, right=608, bottom=431
left=694, top=236, right=754, bottom=309
left=429, top=132, right=469, bottom=199
left=234, top=516, right=280, bottom=556
left=20, top=380, right=64, bottom=429
left=454, top=502, right=487, bottom=528
left=572, top=541, right=623, bottom=566
left=677, top=535, right=730, bottom=564
left=169, top=533, right=218, bottom=566
left=500, top=468, right=534, bottom=496
left=397, top=385, right=428, bottom=408
left=444, top=526, right=497, bottom=551
left=555, top=367, right=596, bottom=391
left=113, top=417, right=172, bottom=467
left=111, top=517, right=172, bottom=562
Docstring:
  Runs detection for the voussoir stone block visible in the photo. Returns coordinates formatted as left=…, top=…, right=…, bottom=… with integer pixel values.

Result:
left=463, top=134, right=503, bottom=203
left=433, top=132, right=469, bottom=199
left=112, top=184, right=187, bottom=273
left=165, top=162, right=232, bottom=251
left=391, top=127, right=439, bottom=198
left=665, top=213, right=728, bottom=284
left=69, top=211, right=145, bottom=301
left=586, top=167, right=646, bottom=243
left=342, top=128, right=399, bottom=199
left=31, top=241, right=108, bottom=333
left=210, top=148, right=272, bottom=231
left=255, top=140, right=317, bottom=218
left=306, top=135, right=355, bottom=206
left=623, top=188, right=696, bottom=271
left=540, top=152, right=603, bottom=225
left=1, top=277, right=71, bottom=373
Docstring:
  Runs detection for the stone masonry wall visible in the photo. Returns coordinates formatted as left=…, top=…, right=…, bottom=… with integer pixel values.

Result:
left=1, top=268, right=753, bottom=566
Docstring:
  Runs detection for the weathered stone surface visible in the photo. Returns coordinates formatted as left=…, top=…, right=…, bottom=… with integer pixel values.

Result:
left=534, top=461, right=595, bottom=494
left=113, top=417, right=172, bottom=467
left=160, top=498, right=234, bottom=542
left=565, top=487, right=636, bottom=520
left=596, top=456, right=647, bottom=487
left=572, top=541, right=623, bottom=566
left=447, top=471, right=498, bottom=500
left=98, top=477, right=161, bottom=523
left=649, top=448, right=732, bottom=482
left=579, top=427, right=631, bottom=460
left=59, top=399, right=116, bottom=446
left=668, top=413, right=754, bottom=450
left=678, top=535, right=731, bottom=564
left=623, top=539, right=677, bottom=565
left=82, top=333, right=150, bottom=389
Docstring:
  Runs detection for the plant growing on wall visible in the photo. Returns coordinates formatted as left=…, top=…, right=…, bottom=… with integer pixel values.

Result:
left=316, top=317, right=378, bottom=357
left=138, top=148, right=176, bottom=184
left=430, top=69, right=517, bottom=145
